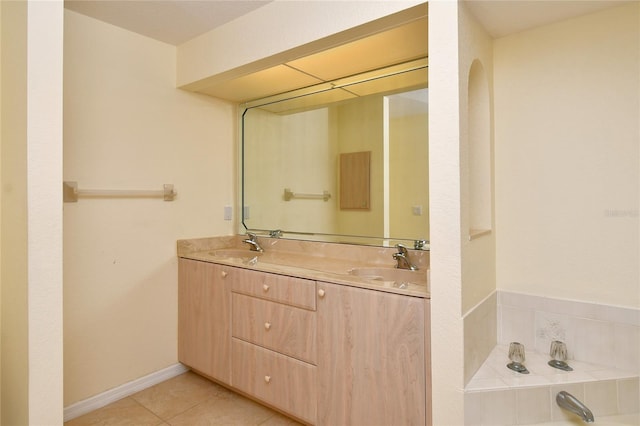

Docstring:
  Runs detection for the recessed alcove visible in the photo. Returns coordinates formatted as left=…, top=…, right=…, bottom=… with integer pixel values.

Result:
left=467, top=59, right=492, bottom=239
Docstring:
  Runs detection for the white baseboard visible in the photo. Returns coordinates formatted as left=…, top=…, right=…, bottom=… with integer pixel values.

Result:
left=63, top=363, right=189, bottom=422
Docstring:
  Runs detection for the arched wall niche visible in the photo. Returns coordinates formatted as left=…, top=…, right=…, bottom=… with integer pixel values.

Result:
left=467, top=58, right=492, bottom=236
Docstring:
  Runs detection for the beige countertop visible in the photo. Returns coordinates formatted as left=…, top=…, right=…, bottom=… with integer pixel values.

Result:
left=177, top=235, right=430, bottom=298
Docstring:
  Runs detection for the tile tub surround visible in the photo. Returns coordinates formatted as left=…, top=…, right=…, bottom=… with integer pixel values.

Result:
left=498, top=291, right=639, bottom=373
left=464, top=291, right=498, bottom=384
left=466, top=346, right=638, bottom=424
left=464, top=290, right=639, bottom=425
left=465, top=377, right=639, bottom=425
left=467, top=345, right=638, bottom=392
left=177, top=235, right=430, bottom=298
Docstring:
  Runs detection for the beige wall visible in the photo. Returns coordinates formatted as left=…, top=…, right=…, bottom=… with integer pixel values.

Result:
left=0, top=1, right=3, bottom=420
left=27, top=3, right=65, bottom=422
left=63, top=10, right=235, bottom=405
left=389, top=111, right=430, bottom=241
left=335, top=96, right=385, bottom=237
left=1, top=1, right=65, bottom=424
left=427, top=1, right=465, bottom=424
left=1, top=3, right=29, bottom=423
left=459, top=2, right=498, bottom=387
left=459, top=1, right=496, bottom=317
left=429, top=1, right=497, bottom=423
left=494, top=2, right=640, bottom=309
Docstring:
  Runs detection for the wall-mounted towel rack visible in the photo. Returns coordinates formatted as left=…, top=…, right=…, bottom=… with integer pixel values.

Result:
left=283, top=188, right=331, bottom=202
left=63, top=181, right=177, bottom=202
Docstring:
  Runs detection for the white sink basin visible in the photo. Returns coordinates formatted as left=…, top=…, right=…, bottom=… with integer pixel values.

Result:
left=348, top=267, right=428, bottom=289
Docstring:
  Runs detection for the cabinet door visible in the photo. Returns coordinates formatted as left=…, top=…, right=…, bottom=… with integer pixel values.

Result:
left=317, top=282, right=426, bottom=426
left=178, top=258, right=231, bottom=384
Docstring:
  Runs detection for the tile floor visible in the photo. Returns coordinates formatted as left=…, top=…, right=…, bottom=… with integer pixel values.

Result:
left=65, top=371, right=303, bottom=426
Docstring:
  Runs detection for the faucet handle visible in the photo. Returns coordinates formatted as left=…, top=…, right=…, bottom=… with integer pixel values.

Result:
left=395, top=244, right=409, bottom=255
left=246, top=232, right=257, bottom=241
left=414, top=240, right=428, bottom=250
left=269, top=229, right=282, bottom=238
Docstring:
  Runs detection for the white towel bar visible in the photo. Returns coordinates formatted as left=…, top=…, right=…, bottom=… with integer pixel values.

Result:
left=63, top=181, right=176, bottom=202
left=283, top=188, right=331, bottom=202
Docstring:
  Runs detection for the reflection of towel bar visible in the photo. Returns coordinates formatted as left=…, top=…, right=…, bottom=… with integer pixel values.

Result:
left=284, top=188, right=331, bottom=202
left=63, top=181, right=177, bottom=202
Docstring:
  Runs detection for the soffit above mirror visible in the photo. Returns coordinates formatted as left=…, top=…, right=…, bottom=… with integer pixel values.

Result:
left=196, top=16, right=428, bottom=103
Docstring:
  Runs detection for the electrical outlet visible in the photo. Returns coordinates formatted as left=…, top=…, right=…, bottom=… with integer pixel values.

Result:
left=224, top=206, right=232, bottom=220
left=412, top=205, right=423, bottom=216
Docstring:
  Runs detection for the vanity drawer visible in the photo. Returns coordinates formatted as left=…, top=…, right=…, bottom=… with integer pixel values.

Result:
left=232, top=338, right=317, bottom=424
left=232, top=293, right=316, bottom=364
left=231, top=268, right=316, bottom=310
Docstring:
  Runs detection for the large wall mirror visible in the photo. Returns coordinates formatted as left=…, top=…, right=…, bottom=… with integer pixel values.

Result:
left=241, top=58, right=429, bottom=248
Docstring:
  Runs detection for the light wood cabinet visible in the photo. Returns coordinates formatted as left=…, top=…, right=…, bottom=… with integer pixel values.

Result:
left=179, top=258, right=430, bottom=425
left=178, top=258, right=232, bottom=384
left=316, top=281, right=428, bottom=426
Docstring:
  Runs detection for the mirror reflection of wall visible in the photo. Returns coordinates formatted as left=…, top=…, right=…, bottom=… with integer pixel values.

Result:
left=388, top=89, right=429, bottom=241
left=243, top=106, right=338, bottom=235
left=242, top=83, right=429, bottom=245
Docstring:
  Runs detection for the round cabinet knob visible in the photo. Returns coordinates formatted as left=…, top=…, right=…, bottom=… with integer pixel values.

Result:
left=318, top=289, right=325, bottom=298
left=264, top=375, right=271, bottom=383
left=221, top=271, right=228, bottom=278
left=262, top=284, right=270, bottom=292
left=264, top=322, right=271, bottom=330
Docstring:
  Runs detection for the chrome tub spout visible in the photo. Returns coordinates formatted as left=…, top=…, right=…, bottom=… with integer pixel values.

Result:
left=556, top=391, right=594, bottom=423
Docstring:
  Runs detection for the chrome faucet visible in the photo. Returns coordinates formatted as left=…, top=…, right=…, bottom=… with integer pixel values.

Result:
left=556, top=391, right=594, bottom=423
left=243, top=232, right=264, bottom=252
left=393, top=244, right=418, bottom=270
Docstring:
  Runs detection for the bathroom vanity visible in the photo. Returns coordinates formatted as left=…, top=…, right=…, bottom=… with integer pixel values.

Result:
left=177, top=236, right=431, bottom=426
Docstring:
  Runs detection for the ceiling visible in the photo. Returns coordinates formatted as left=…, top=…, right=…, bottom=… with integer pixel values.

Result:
left=464, top=0, right=632, bottom=38
left=64, top=0, right=629, bottom=46
left=64, top=0, right=273, bottom=45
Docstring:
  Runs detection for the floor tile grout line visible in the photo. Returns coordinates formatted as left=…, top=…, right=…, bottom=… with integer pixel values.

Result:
left=129, top=372, right=221, bottom=422
left=161, top=396, right=223, bottom=423
left=128, top=396, right=166, bottom=424
left=257, top=413, right=281, bottom=425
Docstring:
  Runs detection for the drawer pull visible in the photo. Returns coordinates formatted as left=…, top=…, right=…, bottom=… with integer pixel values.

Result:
left=318, top=289, right=325, bottom=298
left=264, top=322, right=271, bottom=330
left=221, top=271, right=228, bottom=278
left=264, top=375, right=271, bottom=383
left=263, top=284, right=270, bottom=292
